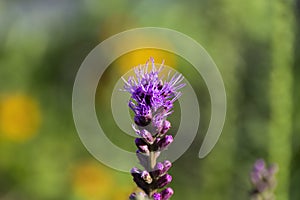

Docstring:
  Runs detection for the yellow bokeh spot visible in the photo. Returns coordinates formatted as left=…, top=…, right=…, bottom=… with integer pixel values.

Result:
left=116, top=49, right=178, bottom=76
left=111, top=187, right=134, bottom=200
left=72, top=161, right=114, bottom=200
left=0, top=94, right=41, bottom=142
left=72, top=161, right=138, bottom=200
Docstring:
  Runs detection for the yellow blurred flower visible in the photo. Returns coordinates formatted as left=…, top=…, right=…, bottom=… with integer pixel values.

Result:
left=72, top=160, right=138, bottom=200
left=72, top=161, right=114, bottom=200
left=116, top=49, right=178, bottom=76
left=98, top=17, right=179, bottom=77
left=0, top=94, right=41, bottom=142
left=111, top=187, right=134, bottom=200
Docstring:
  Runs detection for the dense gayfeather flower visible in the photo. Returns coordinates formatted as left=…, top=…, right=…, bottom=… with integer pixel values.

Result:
left=124, top=58, right=185, bottom=200
left=123, top=58, right=185, bottom=128
left=249, top=159, right=278, bottom=200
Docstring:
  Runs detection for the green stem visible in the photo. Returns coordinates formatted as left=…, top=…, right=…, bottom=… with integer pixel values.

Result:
left=149, top=151, right=157, bottom=197
left=150, top=151, right=156, bottom=170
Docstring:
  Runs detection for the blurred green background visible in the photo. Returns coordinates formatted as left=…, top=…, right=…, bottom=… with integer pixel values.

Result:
left=0, top=0, right=299, bottom=200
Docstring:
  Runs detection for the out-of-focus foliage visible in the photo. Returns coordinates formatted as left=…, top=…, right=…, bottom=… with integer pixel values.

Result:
left=0, top=0, right=299, bottom=200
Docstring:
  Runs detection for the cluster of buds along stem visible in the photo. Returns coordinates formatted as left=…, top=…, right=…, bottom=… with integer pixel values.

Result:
left=123, top=58, right=185, bottom=200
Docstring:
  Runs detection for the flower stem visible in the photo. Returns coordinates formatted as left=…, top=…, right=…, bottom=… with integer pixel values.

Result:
left=150, top=151, right=156, bottom=170
left=149, top=151, right=157, bottom=197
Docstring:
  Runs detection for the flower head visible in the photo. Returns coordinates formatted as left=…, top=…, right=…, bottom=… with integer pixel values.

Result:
left=123, top=58, right=185, bottom=128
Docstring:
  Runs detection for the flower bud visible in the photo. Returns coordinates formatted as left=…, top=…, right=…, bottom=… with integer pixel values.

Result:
left=157, top=174, right=172, bottom=188
left=140, top=129, right=154, bottom=144
left=157, top=135, right=173, bottom=151
left=132, top=177, right=148, bottom=194
left=129, top=192, right=147, bottom=200
left=131, top=168, right=151, bottom=194
left=253, top=159, right=265, bottom=172
left=152, top=192, right=162, bottom=200
left=151, top=162, right=164, bottom=177
left=160, top=120, right=171, bottom=135
left=161, top=187, right=174, bottom=200
left=134, top=114, right=152, bottom=127
left=141, top=171, right=152, bottom=184
left=135, top=138, right=149, bottom=154
left=129, top=193, right=136, bottom=200
left=162, top=160, right=172, bottom=174
left=130, top=167, right=141, bottom=178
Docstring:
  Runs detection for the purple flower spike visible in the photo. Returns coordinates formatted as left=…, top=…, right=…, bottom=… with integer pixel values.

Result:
left=124, top=58, right=185, bottom=199
left=161, top=188, right=174, bottom=200
left=157, top=135, right=173, bottom=150
left=157, top=174, right=172, bottom=188
left=249, top=159, right=278, bottom=200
